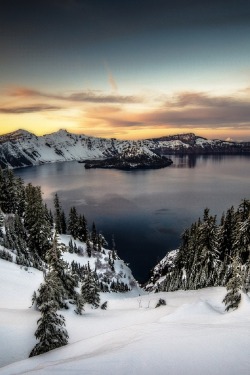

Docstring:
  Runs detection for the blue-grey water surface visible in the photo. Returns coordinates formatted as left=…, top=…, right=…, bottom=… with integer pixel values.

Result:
left=14, top=155, right=250, bottom=283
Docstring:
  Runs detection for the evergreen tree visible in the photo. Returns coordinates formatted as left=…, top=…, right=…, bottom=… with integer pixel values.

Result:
left=46, top=232, right=76, bottom=301
left=91, top=222, right=98, bottom=251
left=78, top=214, right=88, bottom=242
left=86, top=239, right=92, bottom=257
left=233, top=212, right=250, bottom=264
left=24, top=184, right=51, bottom=259
left=68, top=206, right=79, bottom=239
left=81, top=265, right=100, bottom=308
left=0, top=169, right=17, bottom=213
left=54, top=193, right=62, bottom=234
left=74, top=292, right=85, bottom=315
left=0, top=210, right=4, bottom=237
left=60, top=210, right=67, bottom=234
left=29, top=272, right=68, bottom=357
left=223, top=257, right=243, bottom=311
left=218, top=206, right=237, bottom=262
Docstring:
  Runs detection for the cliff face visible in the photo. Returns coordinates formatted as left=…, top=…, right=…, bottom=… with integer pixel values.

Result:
left=0, top=129, right=249, bottom=169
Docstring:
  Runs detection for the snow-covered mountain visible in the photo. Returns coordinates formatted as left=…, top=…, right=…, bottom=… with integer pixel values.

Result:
left=0, top=129, right=249, bottom=169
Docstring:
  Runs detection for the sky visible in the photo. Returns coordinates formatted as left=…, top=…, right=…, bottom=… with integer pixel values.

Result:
left=1, top=0, right=250, bottom=141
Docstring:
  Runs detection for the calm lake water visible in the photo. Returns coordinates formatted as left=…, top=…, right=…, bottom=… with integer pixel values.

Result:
left=14, top=155, right=250, bottom=283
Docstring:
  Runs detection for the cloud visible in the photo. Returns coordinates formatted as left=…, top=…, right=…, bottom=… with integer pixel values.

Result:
left=108, top=73, right=118, bottom=92
left=0, top=104, right=61, bottom=114
left=167, top=91, right=250, bottom=108
left=8, top=86, right=138, bottom=104
left=79, top=90, right=250, bottom=132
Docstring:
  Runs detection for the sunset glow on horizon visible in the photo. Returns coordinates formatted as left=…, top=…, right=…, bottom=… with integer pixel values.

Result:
left=1, top=1, right=250, bottom=141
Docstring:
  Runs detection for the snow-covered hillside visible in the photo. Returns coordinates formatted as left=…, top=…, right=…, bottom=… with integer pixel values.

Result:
left=0, top=129, right=249, bottom=169
left=1, top=257, right=250, bottom=375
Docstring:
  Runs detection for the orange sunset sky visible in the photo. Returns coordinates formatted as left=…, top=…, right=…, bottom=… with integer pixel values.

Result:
left=1, top=1, right=250, bottom=141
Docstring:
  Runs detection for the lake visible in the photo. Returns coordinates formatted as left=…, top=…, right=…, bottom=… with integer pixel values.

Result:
left=14, top=155, right=250, bottom=283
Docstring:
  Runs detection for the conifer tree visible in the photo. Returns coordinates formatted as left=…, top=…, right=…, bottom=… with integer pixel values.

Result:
left=0, top=210, right=4, bottom=237
left=46, top=232, right=76, bottom=301
left=223, top=257, right=243, bottom=311
left=29, top=272, right=68, bottom=357
left=60, top=210, right=67, bottom=234
left=81, top=264, right=100, bottom=308
left=68, top=206, right=79, bottom=239
left=78, top=214, right=88, bottom=242
left=54, top=193, right=62, bottom=234
left=86, top=239, right=92, bottom=257
left=74, top=292, right=85, bottom=315
left=24, top=184, right=51, bottom=259
left=91, top=222, right=98, bottom=251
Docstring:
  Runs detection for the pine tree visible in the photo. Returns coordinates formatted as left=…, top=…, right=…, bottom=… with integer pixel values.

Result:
left=74, top=292, right=85, bottom=315
left=24, top=184, right=51, bottom=259
left=46, top=232, right=76, bottom=301
left=223, top=257, right=243, bottom=311
left=91, top=222, right=98, bottom=251
left=60, top=210, right=67, bottom=234
left=86, top=239, right=92, bottom=257
left=233, top=212, right=250, bottom=264
left=78, top=214, right=88, bottom=242
left=68, top=206, right=79, bottom=239
left=218, top=206, right=237, bottom=262
left=0, top=210, right=4, bottom=237
left=29, top=272, right=68, bottom=357
left=81, top=265, right=100, bottom=308
left=54, top=193, right=62, bottom=234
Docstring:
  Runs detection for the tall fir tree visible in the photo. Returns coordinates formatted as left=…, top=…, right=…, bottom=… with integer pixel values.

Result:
left=223, top=257, right=243, bottom=311
left=54, top=193, right=62, bottom=234
left=29, top=271, right=68, bottom=357
left=81, top=264, right=100, bottom=308
left=24, top=184, right=51, bottom=259
left=68, top=206, right=79, bottom=239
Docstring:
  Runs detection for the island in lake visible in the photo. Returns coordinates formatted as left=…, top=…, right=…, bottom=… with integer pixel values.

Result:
left=84, top=152, right=173, bottom=170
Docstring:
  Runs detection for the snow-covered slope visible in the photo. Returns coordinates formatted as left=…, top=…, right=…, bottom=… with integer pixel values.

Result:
left=0, top=129, right=249, bottom=169
left=1, top=257, right=250, bottom=375
left=145, top=249, right=178, bottom=291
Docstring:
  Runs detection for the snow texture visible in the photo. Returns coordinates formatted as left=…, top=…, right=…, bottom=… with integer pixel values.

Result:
left=1, top=257, right=250, bottom=375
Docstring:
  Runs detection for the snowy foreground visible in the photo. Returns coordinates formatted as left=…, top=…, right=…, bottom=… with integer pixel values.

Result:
left=1, top=259, right=250, bottom=375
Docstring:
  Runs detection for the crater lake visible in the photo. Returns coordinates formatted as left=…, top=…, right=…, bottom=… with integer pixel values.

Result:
left=14, top=155, right=250, bottom=283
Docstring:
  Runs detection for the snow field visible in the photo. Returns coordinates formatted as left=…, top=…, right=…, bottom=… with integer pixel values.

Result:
left=1, top=258, right=250, bottom=374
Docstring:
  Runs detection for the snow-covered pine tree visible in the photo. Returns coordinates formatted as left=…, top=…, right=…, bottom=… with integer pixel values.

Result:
left=24, top=184, right=51, bottom=259
left=223, top=256, right=243, bottom=311
left=0, top=169, right=17, bottom=213
left=46, top=232, right=77, bottom=302
left=0, top=209, right=4, bottom=237
left=196, top=210, right=220, bottom=288
left=91, top=222, right=98, bottom=251
left=74, top=292, right=85, bottom=315
left=78, top=214, right=88, bottom=243
left=81, top=264, right=100, bottom=308
left=29, top=271, right=68, bottom=357
left=86, top=239, right=92, bottom=257
left=232, top=207, right=250, bottom=264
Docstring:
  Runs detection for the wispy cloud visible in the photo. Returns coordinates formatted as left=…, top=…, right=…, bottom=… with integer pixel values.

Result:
left=167, top=91, right=250, bottom=109
left=0, top=104, right=61, bottom=114
left=8, top=86, right=138, bottom=104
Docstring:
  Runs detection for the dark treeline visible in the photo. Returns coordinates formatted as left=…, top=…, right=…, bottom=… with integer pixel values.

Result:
left=0, top=166, right=134, bottom=356
left=152, top=200, right=250, bottom=310
left=0, top=167, right=131, bottom=292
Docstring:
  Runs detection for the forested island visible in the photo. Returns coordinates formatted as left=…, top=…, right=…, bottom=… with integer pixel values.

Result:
left=84, top=153, right=173, bottom=170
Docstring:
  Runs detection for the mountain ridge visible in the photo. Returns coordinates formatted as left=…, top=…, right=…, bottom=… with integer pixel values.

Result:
left=0, top=129, right=250, bottom=169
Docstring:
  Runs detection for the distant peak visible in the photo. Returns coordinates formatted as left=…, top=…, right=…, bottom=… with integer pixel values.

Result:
left=0, top=129, right=35, bottom=140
